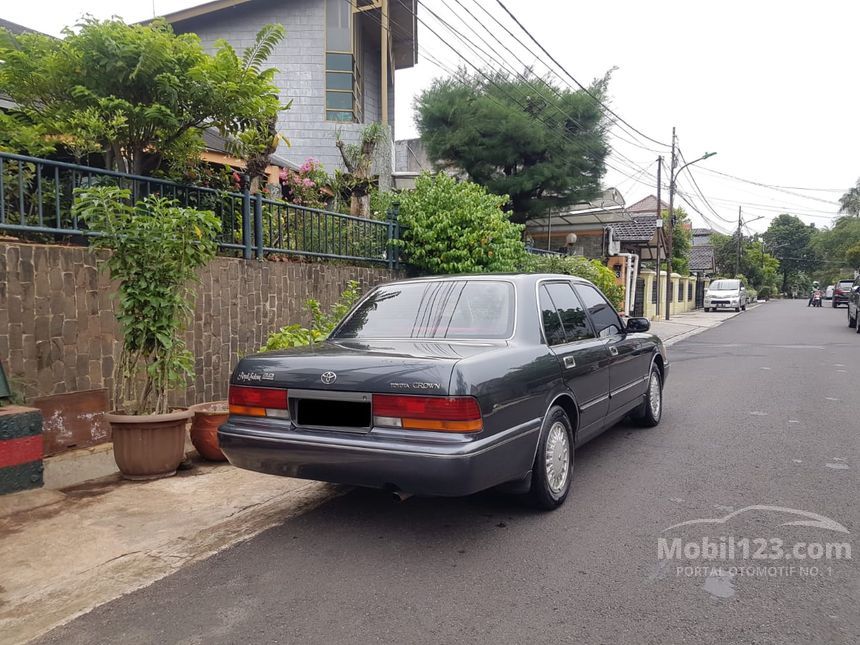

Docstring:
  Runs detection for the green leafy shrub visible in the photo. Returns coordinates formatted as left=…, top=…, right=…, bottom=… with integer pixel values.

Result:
left=523, top=253, right=624, bottom=309
left=397, top=173, right=526, bottom=274
left=262, top=280, right=361, bottom=351
left=758, top=285, right=772, bottom=300
left=73, top=186, right=220, bottom=415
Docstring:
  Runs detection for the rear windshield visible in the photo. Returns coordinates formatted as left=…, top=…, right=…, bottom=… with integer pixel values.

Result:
left=837, top=280, right=854, bottom=288
left=332, top=280, right=515, bottom=340
left=709, top=280, right=740, bottom=290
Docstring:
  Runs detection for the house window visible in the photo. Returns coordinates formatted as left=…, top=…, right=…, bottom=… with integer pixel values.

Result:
left=651, top=279, right=658, bottom=304
left=678, top=281, right=684, bottom=301
left=325, top=0, right=363, bottom=123
left=687, top=282, right=693, bottom=301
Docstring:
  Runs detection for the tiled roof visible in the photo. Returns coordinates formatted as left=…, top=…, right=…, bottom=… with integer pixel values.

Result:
left=0, top=18, right=49, bottom=36
left=627, top=195, right=668, bottom=215
left=610, top=215, right=658, bottom=242
left=692, top=228, right=713, bottom=236
left=689, top=245, right=716, bottom=272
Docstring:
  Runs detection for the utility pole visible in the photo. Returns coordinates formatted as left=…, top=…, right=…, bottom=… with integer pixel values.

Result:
left=664, top=128, right=677, bottom=321
left=655, top=156, right=662, bottom=317
left=735, top=205, right=742, bottom=278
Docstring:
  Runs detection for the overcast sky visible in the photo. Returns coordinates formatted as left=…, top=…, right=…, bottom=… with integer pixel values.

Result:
left=5, top=0, right=858, bottom=234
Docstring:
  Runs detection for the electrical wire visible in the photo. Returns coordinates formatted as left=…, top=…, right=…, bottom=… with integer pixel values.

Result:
left=492, top=0, right=671, bottom=149
left=362, top=0, right=661, bottom=195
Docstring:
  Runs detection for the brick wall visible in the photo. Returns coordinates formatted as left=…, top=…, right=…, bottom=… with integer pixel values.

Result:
left=0, top=241, right=401, bottom=407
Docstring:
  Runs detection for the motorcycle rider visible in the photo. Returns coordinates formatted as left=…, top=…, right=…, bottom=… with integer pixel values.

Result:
left=808, top=281, right=821, bottom=307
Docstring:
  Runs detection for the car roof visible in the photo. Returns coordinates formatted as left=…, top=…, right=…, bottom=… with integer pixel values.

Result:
left=380, top=273, right=591, bottom=287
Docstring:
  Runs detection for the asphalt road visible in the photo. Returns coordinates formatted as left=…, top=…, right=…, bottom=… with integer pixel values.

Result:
left=37, top=300, right=859, bottom=645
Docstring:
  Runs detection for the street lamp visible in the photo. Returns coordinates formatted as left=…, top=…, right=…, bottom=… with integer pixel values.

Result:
left=664, top=132, right=716, bottom=320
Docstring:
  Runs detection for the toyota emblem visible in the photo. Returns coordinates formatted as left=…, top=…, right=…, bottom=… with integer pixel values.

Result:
left=320, top=371, right=337, bottom=385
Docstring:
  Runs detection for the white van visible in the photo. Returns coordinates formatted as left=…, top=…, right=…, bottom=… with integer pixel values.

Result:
left=704, top=279, right=747, bottom=312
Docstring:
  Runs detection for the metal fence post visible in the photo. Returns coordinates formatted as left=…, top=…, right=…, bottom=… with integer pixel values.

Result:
left=254, top=192, right=264, bottom=260
left=386, top=201, right=400, bottom=270
left=242, top=176, right=252, bottom=260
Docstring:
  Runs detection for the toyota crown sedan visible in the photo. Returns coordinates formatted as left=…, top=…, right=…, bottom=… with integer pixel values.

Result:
left=219, top=274, right=669, bottom=509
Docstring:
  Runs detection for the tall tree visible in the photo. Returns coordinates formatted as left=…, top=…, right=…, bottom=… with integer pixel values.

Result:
left=839, top=178, right=860, bottom=216
left=0, top=19, right=284, bottom=175
left=415, top=69, right=610, bottom=224
left=763, top=214, right=818, bottom=293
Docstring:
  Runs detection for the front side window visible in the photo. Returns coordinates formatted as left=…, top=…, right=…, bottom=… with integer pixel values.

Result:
left=575, top=284, right=622, bottom=338
left=325, top=0, right=363, bottom=122
left=333, top=281, right=515, bottom=340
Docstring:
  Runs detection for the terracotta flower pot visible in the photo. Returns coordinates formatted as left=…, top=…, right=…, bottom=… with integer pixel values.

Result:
left=188, top=401, right=229, bottom=461
left=105, top=409, right=193, bottom=480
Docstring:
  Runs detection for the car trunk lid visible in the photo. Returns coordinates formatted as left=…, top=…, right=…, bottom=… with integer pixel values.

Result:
left=231, top=339, right=506, bottom=395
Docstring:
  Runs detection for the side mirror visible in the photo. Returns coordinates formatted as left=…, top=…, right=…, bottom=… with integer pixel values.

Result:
left=853, top=286, right=860, bottom=294
left=625, top=317, right=650, bottom=333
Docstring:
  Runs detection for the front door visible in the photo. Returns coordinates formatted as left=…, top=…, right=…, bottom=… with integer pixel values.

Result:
left=574, top=283, right=650, bottom=415
left=539, top=282, right=611, bottom=439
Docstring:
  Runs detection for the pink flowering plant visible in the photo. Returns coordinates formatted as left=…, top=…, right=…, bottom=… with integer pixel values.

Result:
left=279, top=159, right=332, bottom=208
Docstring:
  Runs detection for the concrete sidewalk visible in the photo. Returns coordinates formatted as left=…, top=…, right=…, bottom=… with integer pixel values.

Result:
left=648, top=303, right=762, bottom=347
left=0, top=460, right=341, bottom=644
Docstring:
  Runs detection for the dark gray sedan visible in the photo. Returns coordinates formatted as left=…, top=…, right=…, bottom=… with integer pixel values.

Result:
left=220, top=274, right=668, bottom=509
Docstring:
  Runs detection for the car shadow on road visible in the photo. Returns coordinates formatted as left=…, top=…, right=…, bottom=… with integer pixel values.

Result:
left=258, top=419, right=642, bottom=549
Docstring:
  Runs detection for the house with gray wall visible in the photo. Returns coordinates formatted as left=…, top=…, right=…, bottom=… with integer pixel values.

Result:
left=160, top=0, right=417, bottom=177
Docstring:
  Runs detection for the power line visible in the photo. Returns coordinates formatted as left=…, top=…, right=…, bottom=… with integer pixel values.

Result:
left=463, top=0, right=666, bottom=156
left=493, top=0, right=671, bottom=149
left=382, top=0, right=662, bottom=193
left=675, top=149, right=736, bottom=224
left=698, top=167, right=841, bottom=205
left=417, top=0, right=656, bottom=178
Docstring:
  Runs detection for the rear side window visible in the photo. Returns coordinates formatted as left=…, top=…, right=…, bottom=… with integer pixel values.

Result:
left=333, top=280, right=514, bottom=339
left=575, top=284, right=622, bottom=338
left=544, top=282, right=593, bottom=342
left=539, top=286, right=566, bottom=346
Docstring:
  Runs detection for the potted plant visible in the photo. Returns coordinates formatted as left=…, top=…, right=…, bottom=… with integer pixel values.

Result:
left=74, top=186, right=220, bottom=480
left=187, top=401, right=229, bottom=461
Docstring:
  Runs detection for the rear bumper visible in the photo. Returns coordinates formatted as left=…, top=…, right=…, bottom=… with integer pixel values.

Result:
left=833, top=295, right=849, bottom=305
left=218, top=419, right=540, bottom=497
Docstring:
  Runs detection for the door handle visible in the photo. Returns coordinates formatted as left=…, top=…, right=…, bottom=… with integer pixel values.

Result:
left=608, top=346, right=619, bottom=356
left=563, top=356, right=576, bottom=369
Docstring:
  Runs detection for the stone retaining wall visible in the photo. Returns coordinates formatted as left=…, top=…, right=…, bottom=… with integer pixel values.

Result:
left=1, top=241, right=402, bottom=410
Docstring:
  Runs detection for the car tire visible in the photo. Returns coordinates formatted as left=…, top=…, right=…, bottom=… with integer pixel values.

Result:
left=832, top=301, right=837, bottom=308
left=742, top=303, right=746, bottom=311
left=632, top=365, right=663, bottom=428
left=527, top=406, right=573, bottom=511
left=735, top=306, right=741, bottom=312
left=849, top=310, right=857, bottom=328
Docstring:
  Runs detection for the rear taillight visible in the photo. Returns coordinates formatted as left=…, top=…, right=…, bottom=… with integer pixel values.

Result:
left=372, top=394, right=482, bottom=432
left=228, top=385, right=290, bottom=419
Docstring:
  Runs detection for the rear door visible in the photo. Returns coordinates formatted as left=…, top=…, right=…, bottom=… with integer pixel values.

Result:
left=539, top=282, right=610, bottom=438
left=574, top=283, right=650, bottom=415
